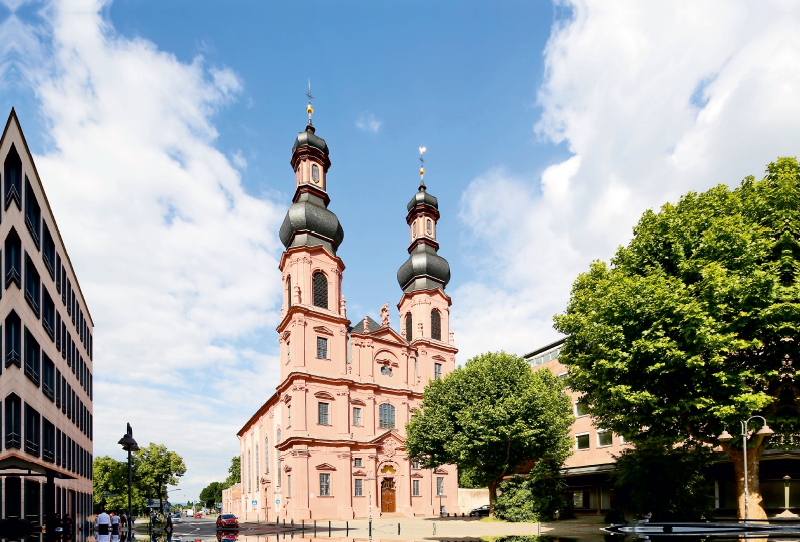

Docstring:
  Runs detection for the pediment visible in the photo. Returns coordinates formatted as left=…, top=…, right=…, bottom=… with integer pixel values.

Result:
left=432, top=354, right=446, bottom=361
left=350, top=398, right=366, bottom=406
left=313, top=326, right=334, bottom=336
left=410, top=473, right=424, bottom=479
left=314, top=391, right=335, bottom=400
left=316, top=463, right=336, bottom=471
left=368, top=429, right=405, bottom=445
left=370, top=326, right=406, bottom=343
left=433, top=467, right=448, bottom=474
left=352, top=470, right=367, bottom=476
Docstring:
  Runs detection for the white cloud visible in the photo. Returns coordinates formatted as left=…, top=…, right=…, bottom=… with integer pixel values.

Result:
left=4, top=0, right=286, bottom=500
left=453, top=0, right=800, bottom=360
left=356, top=111, right=382, bottom=133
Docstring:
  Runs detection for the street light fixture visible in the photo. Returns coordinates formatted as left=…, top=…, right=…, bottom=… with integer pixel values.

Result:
left=717, top=416, right=774, bottom=520
left=118, top=423, right=139, bottom=534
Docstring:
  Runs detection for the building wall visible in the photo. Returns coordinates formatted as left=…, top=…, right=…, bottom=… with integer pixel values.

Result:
left=0, top=111, right=94, bottom=531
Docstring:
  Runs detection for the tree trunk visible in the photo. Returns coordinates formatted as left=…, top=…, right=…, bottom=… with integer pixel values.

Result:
left=488, top=480, right=498, bottom=517
left=725, top=444, right=767, bottom=520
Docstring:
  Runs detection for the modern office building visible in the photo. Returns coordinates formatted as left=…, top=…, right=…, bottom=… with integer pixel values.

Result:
left=0, top=109, right=94, bottom=536
left=232, top=105, right=459, bottom=521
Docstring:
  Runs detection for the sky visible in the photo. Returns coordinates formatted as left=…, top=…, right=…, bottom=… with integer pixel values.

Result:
left=0, top=0, right=798, bottom=503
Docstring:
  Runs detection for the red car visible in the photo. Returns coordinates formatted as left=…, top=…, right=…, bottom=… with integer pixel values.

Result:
left=194, top=513, right=203, bottom=519
left=216, top=514, right=239, bottom=529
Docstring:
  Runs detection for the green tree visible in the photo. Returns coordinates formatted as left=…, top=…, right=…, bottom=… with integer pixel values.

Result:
left=610, top=443, right=715, bottom=521
left=223, top=456, right=240, bottom=489
left=133, top=443, right=187, bottom=503
left=92, top=456, right=148, bottom=514
left=493, top=461, right=569, bottom=522
left=554, top=157, right=800, bottom=519
left=405, top=351, right=573, bottom=515
left=199, top=481, right=224, bottom=509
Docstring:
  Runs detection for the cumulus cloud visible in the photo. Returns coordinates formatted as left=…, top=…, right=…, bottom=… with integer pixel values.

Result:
left=2, top=0, right=286, bottom=499
left=453, top=0, right=800, bottom=360
left=356, top=111, right=382, bottom=133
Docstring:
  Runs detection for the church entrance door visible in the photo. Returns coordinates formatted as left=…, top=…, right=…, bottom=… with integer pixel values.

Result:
left=381, top=478, right=396, bottom=513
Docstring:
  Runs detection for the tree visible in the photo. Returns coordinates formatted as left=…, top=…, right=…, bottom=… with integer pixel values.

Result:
left=199, top=482, right=224, bottom=509
left=133, top=443, right=187, bottom=503
left=92, top=456, right=148, bottom=514
left=405, top=351, right=573, bottom=515
left=554, top=157, right=800, bottom=519
left=223, top=456, right=240, bottom=489
left=493, top=461, right=568, bottom=522
left=610, top=443, right=715, bottom=521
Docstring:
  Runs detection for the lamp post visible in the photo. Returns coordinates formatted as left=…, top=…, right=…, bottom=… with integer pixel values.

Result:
left=118, top=423, right=140, bottom=535
left=718, top=416, right=774, bottom=520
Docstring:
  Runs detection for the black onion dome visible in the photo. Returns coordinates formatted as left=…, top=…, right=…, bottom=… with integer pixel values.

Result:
left=407, top=187, right=438, bottom=211
left=292, top=126, right=329, bottom=156
left=279, top=190, right=344, bottom=255
left=397, top=243, right=451, bottom=292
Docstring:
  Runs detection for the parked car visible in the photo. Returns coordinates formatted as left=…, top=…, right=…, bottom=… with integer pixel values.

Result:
left=216, top=514, right=239, bottom=529
left=194, top=513, right=203, bottom=519
left=172, top=512, right=182, bottom=523
left=469, top=504, right=490, bottom=517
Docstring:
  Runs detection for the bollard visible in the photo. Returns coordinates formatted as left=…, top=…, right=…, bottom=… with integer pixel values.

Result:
left=328, top=520, right=331, bottom=537
left=369, top=518, right=372, bottom=537
left=432, top=522, right=436, bottom=535
left=314, top=520, right=317, bottom=536
left=346, top=521, right=349, bottom=534
left=283, top=519, right=286, bottom=527
left=302, top=520, right=305, bottom=536
left=398, top=523, right=400, bottom=535
left=292, top=519, right=294, bottom=526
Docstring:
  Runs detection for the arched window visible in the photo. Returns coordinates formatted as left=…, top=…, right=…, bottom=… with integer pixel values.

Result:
left=379, top=403, right=396, bottom=429
left=312, top=164, right=320, bottom=183
left=431, top=309, right=441, bottom=341
left=287, top=276, right=292, bottom=308
left=426, top=219, right=432, bottom=235
left=412, top=222, right=417, bottom=238
left=247, top=450, right=252, bottom=493
left=313, top=272, right=328, bottom=309
left=405, top=313, right=412, bottom=341
left=276, top=429, right=281, bottom=443
left=255, top=444, right=259, bottom=488
left=265, top=437, right=269, bottom=474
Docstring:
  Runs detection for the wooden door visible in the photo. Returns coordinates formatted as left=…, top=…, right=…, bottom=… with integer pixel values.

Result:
left=381, top=478, right=396, bottom=513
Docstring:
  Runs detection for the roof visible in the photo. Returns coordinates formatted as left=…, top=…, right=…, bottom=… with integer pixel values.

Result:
left=407, top=186, right=439, bottom=211
left=350, top=316, right=381, bottom=334
left=292, top=126, right=329, bottom=156
left=523, top=337, right=567, bottom=360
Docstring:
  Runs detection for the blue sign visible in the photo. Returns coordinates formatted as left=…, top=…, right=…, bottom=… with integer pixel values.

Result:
left=251, top=500, right=258, bottom=506
left=275, top=499, right=280, bottom=505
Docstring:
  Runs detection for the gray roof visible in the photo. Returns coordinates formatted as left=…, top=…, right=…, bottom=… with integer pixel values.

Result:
left=350, top=316, right=382, bottom=334
left=292, top=126, right=329, bottom=156
left=397, top=242, right=451, bottom=292
left=407, top=186, right=439, bottom=211
left=279, top=191, right=344, bottom=254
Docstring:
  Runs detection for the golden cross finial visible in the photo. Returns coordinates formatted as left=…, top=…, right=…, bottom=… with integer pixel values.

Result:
left=306, top=79, right=314, bottom=125
left=418, top=146, right=427, bottom=188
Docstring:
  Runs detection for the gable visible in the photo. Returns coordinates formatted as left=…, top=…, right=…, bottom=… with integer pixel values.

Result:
left=316, top=463, right=336, bottom=471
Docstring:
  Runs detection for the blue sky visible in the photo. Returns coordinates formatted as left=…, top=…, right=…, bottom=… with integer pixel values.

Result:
left=0, top=0, right=798, bottom=503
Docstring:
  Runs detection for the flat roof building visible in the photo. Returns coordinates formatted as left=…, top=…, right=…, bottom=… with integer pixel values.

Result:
left=0, top=110, right=94, bottom=537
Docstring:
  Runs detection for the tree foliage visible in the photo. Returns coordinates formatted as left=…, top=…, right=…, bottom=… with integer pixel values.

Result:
left=405, top=351, right=573, bottom=513
left=199, top=482, right=224, bottom=509
left=554, top=157, right=800, bottom=518
left=133, top=443, right=187, bottom=499
left=493, top=462, right=569, bottom=522
left=610, top=443, right=715, bottom=521
left=223, top=456, right=240, bottom=489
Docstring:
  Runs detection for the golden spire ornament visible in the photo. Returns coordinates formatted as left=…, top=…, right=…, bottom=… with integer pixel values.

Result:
left=306, top=79, right=314, bottom=126
left=418, top=146, right=427, bottom=189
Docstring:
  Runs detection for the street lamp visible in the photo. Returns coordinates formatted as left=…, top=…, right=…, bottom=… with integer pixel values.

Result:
left=718, top=416, right=774, bottom=520
left=118, top=423, right=139, bottom=534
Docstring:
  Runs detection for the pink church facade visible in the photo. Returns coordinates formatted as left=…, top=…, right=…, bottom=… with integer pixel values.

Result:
left=235, top=109, right=459, bottom=521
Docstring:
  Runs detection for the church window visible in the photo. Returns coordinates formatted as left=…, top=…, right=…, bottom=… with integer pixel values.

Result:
left=354, top=478, right=363, bottom=496
left=431, top=309, right=441, bottom=341
left=264, top=437, right=269, bottom=474
left=4, top=143, right=22, bottom=211
left=287, top=404, right=292, bottom=427
left=319, top=473, right=331, bottom=496
left=426, top=219, right=432, bottom=235
left=247, top=450, right=252, bottom=493
left=287, top=475, right=292, bottom=497
left=287, top=276, right=292, bottom=308
left=312, top=164, right=319, bottom=183
left=414, top=357, right=419, bottom=376
left=317, top=337, right=328, bottom=359
left=405, top=313, right=412, bottom=341
left=412, top=479, right=420, bottom=497
left=277, top=461, right=282, bottom=486
left=276, top=429, right=281, bottom=443
left=412, top=460, right=420, bottom=469
left=352, top=407, right=362, bottom=426
left=286, top=341, right=291, bottom=364
left=318, top=402, right=330, bottom=425
left=5, top=227, right=21, bottom=289
left=354, top=458, right=363, bottom=467
left=412, top=222, right=417, bottom=238
left=436, top=477, right=444, bottom=496
left=434, top=363, right=441, bottom=380
left=381, top=365, right=392, bottom=377
left=378, top=403, right=395, bottom=429
left=255, top=445, right=259, bottom=486
left=313, top=272, right=328, bottom=309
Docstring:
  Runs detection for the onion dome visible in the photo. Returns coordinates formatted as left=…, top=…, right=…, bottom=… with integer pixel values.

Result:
left=397, top=165, right=450, bottom=293
left=292, top=125, right=329, bottom=157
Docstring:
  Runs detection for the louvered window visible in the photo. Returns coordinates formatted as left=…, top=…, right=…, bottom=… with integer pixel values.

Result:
left=312, top=272, right=328, bottom=309
left=405, top=313, right=412, bottom=341
left=431, top=309, right=441, bottom=341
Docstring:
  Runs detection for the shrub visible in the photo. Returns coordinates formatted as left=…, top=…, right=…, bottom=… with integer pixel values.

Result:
left=494, top=462, right=568, bottom=522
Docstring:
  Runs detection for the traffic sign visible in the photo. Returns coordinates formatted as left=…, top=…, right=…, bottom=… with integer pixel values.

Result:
left=102, top=493, right=116, bottom=497
left=251, top=500, right=257, bottom=507
left=275, top=499, right=280, bottom=505
left=146, top=499, right=162, bottom=507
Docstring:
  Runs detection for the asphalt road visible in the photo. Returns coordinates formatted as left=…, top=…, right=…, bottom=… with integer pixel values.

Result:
left=171, top=517, right=220, bottom=538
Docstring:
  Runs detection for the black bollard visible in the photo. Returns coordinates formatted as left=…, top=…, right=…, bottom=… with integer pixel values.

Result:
left=369, top=518, right=372, bottom=537
left=328, top=520, right=331, bottom=537
left=291, top=519, right=294, bottom=527
left=283, top=519, right=286, bottom=527
left=314, top=520, right=317, bottom=536
left=346, top=521, right=349, bottom=535
left=302, top=520, right=305, bottom=536
left=398, top=523, right=400, bottom=535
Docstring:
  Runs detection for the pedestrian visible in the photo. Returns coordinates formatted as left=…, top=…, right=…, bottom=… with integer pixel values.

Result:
left=121, top=513, right=127, bottom=529
left=95, top=508, right=111, bottom=536
left=111, top=511, right=120, bottom=535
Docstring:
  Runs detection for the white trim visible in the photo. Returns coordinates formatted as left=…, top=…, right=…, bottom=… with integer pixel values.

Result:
left=575, top=432, right=591, bottom=450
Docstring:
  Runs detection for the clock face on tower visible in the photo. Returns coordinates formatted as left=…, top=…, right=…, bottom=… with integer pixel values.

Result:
left=312, top=164, right=320, bottom=183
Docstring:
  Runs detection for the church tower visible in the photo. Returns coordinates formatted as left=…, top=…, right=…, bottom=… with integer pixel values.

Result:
left=397, top=158, right=457, bottom=382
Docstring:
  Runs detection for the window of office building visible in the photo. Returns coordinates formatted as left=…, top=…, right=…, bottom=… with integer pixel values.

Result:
left=5, top=310, right=20, bottom=368
left=575, top=401, right=590, bottom=417
left=24, top=327, right=40, bottom=386
left=318, top=402, right=329, bottom=425
left=5, top=394, right=20, bottom=449
left=352, top=407, right=362, bottom=426
left=431, top=309, right=441, bottom=341
left=42, top=354, right=54, bottom=401
left=24, top=254, right=39, bottom=317
left=312, top=272, right=328, bottom=309
left=24, top=178, right=41, bottom=250
left=576, top=433, right=590, bottom=450
left=43, top=418, right=55, bottom=463
left=42, top=222, right=55, bottom=279
left=354, top=478, right=363, bottom=496
left=5, top=227, right=20, bottom=289
left=412, top=479, right=420, bottom=496
left=42, top=290, right=55, bottom=340
left=319, top=473, right=331, bottom=496
left=4, top=144, right=22, bottom=211
left=317, top=337, right=328, bottom=359
left=24, top=479, right=40, bottom=524
left=379, top=403, right=395, bottom=429
left=597, top=430, right=613, bottom=447
left=24, top=403, right=40, bottom=457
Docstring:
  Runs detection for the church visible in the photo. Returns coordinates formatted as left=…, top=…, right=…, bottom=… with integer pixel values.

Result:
left=232, top=103, right=460, bottom=521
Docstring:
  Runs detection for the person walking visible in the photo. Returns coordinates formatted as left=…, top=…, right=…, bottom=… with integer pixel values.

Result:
left=111, top=512, right=120, bottom=536
left=95, top=509, right=110, bottom=542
